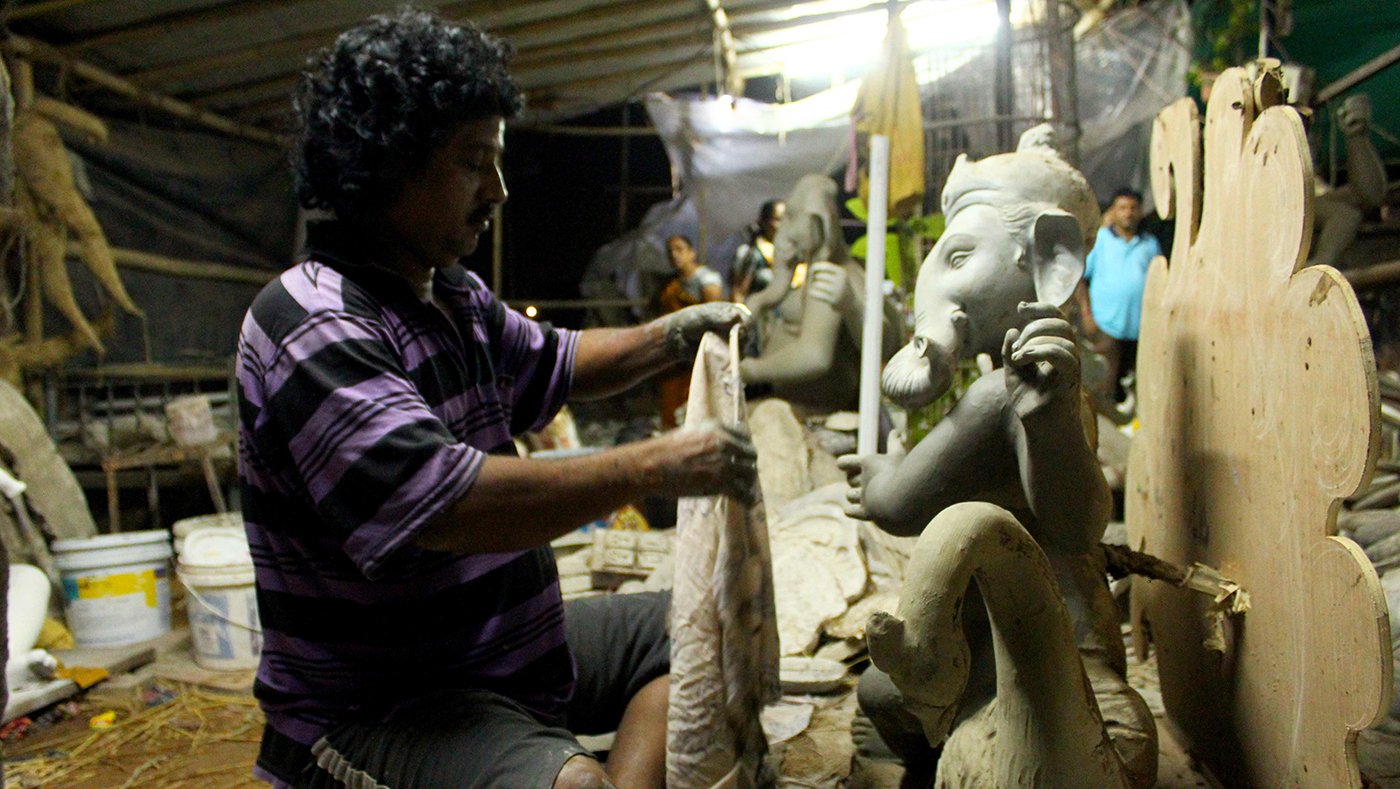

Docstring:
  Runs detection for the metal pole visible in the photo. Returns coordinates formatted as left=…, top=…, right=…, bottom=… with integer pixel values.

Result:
left=994, top=0, right=1015, bottom=153
left=859, top=135, right=891, bottom=456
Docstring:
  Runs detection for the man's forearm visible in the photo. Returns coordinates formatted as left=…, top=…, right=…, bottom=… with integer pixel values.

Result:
left=571, top=323, right=674, bottom=400
left=415, top=420, right=757, bottom=554
left=414, top=444, right=658, bottom=554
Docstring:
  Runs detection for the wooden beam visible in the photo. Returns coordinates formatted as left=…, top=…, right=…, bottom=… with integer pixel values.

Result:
left=4, top=0, right=104, bottom=22
left=487, top=0, right=674, bottom=45
left=1344, top=260, right=1400, bottom=291
left=188, top=73, right=299, bottom=110
left=514, top=18, right=711, bottom=68
left=126, top=0, right=563, bottom=90
left=735, top=0, right=918, bottom=37
left=514, top=30, right=711, bottom=78
left=140, top=0, right=858, bottom=114
left=4, top=36, right=280, bottom=146
left=526, top=58, right=713, bottom=107
left=229, top=95, right=294, bottom=123
left=129, top=28, right=328, bottom=88
left=505, top=0, right=800, bottom=66
left=189, top=7, right=715, bottom=110
left=110, top=247, right=277, bottom=286
left=61, top=0, right=290, bottom=54
left=520, top=43, right=714, bottom=93
left=1316, top=43, right=1400, bottom=105
left=32, top=95, right=108, bottom=144
left=10, top=57, right=34, bottom=111
left=705, top=0, right=740, bottom=96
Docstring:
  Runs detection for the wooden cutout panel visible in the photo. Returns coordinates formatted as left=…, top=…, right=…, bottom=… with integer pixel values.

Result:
left=1126, top=66, right=1390, bottom=787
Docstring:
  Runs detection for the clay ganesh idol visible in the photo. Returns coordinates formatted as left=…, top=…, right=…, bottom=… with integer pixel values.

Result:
left=840, top=126, right=1158, bottom=788
left=740, top=174, right=899, bottom=412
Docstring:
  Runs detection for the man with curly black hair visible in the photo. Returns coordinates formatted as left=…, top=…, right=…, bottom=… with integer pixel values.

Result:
left=237, top=8, right=753, bottom=788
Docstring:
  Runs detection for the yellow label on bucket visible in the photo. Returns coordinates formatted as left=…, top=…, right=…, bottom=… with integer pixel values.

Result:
left=75, top=570, right=159, bottom=607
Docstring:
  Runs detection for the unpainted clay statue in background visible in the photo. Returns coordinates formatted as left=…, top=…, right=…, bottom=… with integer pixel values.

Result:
left=841, top=126, right=1157, bottom=787
left=1309, top=94, right=1386, bottom=269
left=740, top=174, right=899, bottom=412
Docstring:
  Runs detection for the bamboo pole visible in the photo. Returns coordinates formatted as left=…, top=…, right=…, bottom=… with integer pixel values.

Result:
left=704, top=0, right=739, bottom=96
left=1344, top=260, right=1400, bottom=291
left=32, top=95, right=108, bottom=144
left=512, top=17, right=711, bottom=67
left=231, top=95, right=294, bottom=123
left=515, top=25, right=707, bottom=71
left=142, top=0, right=901, bottom=114
left=187, top=73, right=298, bottom=111
left=524, top=46, right=713, bottom=93
left=0, top=58, right=14, bottom=341
left=24, top=235, right=41, bottom=344
left=1316, top=43, right=1400, bottom=106
left=4, top=0, right=105, bottom=21
left=3, top=37, right=281, bottom=147
left=62, top=0, right=293, bottom=53
left=11, top=58, right=33, bottom=112
left=12, top=58, right=40, bottom=344
left=108, top=247, right=277, bottom=286
left=127, top=0, right=555, bottom=87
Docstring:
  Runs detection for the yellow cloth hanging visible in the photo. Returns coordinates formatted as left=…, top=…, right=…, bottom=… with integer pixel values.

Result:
left=852, top=12, right=926, bottom=217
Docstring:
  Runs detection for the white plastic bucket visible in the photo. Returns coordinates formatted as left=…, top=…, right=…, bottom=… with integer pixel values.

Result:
left=52, top=531, right=173, bottom=647
left=172, top=512, right=243, bottom=556
left=178, top=528, right=261, bottom=671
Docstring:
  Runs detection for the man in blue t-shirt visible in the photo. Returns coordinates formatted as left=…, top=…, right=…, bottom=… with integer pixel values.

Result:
left=1073, top=187, right=1162, bottom=403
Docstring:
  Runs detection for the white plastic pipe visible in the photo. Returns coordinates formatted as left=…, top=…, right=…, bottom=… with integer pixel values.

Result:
left=858, top=134, right=890, bottom=456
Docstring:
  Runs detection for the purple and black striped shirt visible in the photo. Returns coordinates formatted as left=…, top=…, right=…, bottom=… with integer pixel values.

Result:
left=236, top=227, right=579, bottom=784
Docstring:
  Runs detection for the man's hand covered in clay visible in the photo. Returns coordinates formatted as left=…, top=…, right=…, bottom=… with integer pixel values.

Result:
left=1003, top=302, right=1080, bottom=420
left=660, top=302, right=752, bottom=360
left=644, top=419, right=758, bottom=504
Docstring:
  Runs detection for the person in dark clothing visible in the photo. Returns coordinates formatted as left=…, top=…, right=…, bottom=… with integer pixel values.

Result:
left=731, top=199, right=785, bottom=302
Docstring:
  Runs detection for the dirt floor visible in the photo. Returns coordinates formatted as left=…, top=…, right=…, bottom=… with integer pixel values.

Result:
left=0, top=628, right=1215, bottom=789
left=3, top=636, right=262, bottom=789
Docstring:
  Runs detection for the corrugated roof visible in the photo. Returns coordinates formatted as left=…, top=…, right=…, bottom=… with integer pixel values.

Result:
left=4, top=0, right=945, bottom=142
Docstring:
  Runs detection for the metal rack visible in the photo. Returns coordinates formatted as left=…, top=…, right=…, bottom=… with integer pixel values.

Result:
left=40, top=363, right=237, bottom=532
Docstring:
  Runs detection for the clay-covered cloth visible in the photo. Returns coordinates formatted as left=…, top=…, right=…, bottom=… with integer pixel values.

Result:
left=668, top=328, right=781, bottom=789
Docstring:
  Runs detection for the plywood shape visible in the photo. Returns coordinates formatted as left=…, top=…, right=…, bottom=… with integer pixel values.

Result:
left=1126, top=65, right=1390, bottom=788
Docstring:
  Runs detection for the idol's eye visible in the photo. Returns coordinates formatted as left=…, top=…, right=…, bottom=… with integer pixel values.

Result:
left=947, top=250, right=971, bottom=269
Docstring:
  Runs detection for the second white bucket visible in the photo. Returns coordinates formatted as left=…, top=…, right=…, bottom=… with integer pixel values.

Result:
left=178, top=527, right=261, bottom=671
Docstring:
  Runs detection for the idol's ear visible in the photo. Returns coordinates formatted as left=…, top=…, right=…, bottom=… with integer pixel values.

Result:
left=1029, top=210, right=1086, bottom=308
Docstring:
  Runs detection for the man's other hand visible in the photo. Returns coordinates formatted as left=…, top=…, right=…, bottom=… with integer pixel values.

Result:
left=643, top=420, right=757, bottom=503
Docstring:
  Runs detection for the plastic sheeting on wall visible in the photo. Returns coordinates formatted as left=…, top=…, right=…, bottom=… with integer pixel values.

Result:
left=55, top=120, right=297, bottom=365
left=580, top=1, right=1191, bottom=321
left=581, top=83, right=859, bottom=323
left=1076, top=0, right=1193, bottom=209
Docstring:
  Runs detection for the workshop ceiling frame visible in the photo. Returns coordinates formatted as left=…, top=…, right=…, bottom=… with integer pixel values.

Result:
left=1, top=0, right=940, bottom=135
